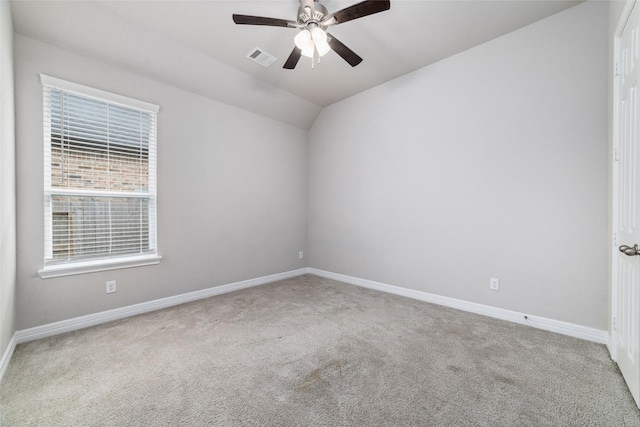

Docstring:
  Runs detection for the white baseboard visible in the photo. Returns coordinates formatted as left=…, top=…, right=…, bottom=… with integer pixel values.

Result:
left=0, top=333, right=17, bottom=383
left=7, top=266, right=609, bottom=377
left=308, top=268, right=609, bottom=345
left=15, top=268, right=308, bottom=345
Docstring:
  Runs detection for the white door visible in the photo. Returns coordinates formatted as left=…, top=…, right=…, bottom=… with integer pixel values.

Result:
left=614, top=0, right=640, bottom=408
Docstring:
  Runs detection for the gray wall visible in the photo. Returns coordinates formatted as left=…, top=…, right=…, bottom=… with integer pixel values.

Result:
left=11, top=1, right=611, bottom=333
left=14, top=35, right=308, bottom=329
left=308, top=1, right=609, bottom=329
left=0, top=0, right=16, bottom=359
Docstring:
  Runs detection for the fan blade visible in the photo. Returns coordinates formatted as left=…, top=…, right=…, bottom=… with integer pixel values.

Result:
left=232, top=14, right=296, bottom=28
left=327, top=34, right=363, bottom=67
left=284, top=47, right=302, bottom=69
left=324, top=0, right=390, bottom=26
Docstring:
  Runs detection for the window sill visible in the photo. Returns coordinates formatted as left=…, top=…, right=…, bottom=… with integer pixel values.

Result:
left=37, top=255, right=162, bottom=279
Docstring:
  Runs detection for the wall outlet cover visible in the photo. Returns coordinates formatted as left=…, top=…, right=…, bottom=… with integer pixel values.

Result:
left=106, top=280, right=117, bottom=294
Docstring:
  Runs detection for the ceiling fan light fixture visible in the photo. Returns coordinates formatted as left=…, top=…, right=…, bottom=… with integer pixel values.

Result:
left=294, top=29, right=312, bottom=50
left=310, top=27, right=327, bottom=43
left=295, top=27, right=329, bottom=58
left=315, top=39, right=331, bottom=56
left=301, top=44, right=315, bottom=58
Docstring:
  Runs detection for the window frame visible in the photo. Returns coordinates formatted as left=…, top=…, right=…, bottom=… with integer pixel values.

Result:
left=37, top=75, right=161, bottom=279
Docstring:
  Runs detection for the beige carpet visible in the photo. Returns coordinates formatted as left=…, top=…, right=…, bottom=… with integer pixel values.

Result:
left=1, top=274, right=639, bottom=426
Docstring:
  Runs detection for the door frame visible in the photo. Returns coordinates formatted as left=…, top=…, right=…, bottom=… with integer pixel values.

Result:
left=611, top=0, right=638, bottom=364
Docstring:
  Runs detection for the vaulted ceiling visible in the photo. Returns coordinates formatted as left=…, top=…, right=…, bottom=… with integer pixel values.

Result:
left=10, top=0, right=583, bottom=129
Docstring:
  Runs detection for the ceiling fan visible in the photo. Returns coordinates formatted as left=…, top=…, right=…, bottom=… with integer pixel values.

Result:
left=232, top=0, right=391, bottom=69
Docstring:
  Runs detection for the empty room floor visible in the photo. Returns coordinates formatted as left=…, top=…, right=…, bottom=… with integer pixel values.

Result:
left=1, top=275, right=639, bottom=426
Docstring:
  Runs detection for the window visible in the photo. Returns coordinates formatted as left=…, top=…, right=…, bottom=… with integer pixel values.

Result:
left=38, top=75, right=161, bottom=278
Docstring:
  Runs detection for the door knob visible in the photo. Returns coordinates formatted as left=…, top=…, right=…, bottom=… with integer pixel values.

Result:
left=619, top=244, right=640, bottom=256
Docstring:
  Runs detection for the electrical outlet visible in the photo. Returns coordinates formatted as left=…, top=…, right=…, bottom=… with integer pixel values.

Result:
left=299, top=251, right=304, bottom=260
left=106, top=280, right=117, bottom=294
left=489, top=278, right=500, bottom=291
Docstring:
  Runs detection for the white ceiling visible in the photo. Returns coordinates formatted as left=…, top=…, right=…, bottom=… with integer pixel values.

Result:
left=10, top=0, right=583, bottom=128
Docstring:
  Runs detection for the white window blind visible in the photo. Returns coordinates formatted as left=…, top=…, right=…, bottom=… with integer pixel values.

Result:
left=41, top=75, right=159, bottom=271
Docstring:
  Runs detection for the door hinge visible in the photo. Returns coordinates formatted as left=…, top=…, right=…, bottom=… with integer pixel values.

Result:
left=614, top=232, right=617, bottom=246
left=614, top=146, right=619, bottom=161
left=616, top=62, right=621, bottom=76
left=613, top=316, right=617, bottom=332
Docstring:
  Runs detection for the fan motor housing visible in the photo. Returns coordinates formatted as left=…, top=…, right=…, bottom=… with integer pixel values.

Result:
left=297, top=2, right=328, bottom=26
